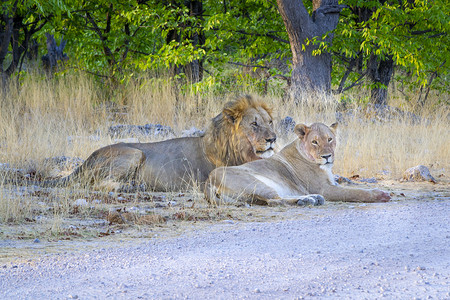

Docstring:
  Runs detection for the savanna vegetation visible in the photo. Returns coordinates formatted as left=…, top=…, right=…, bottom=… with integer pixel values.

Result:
left=0, top=0, right=448, bottom=239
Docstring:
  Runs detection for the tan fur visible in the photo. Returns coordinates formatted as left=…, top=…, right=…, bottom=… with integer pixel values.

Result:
left=43, top=95, right=277, bottom=192
left=206, top=122, right=391, bottom=206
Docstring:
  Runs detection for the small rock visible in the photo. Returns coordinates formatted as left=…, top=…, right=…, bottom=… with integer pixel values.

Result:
left=377, top=170, right=391, bottom=179
left=359, top=177, right=377, bottom=183
left=278, top=116, right=296, bottom=134
left=181, top=127, right=205, bottom=137
left=113, top=138, right=139, bottom=144
left=402, top=165, right=436, bottom=183
left=254, top=288, right=261, bottom=293
left=33, top=238, right=40, bottom=243
left=108, top=124, right=174, bottom=138
left=334, top=175, right=353, bottom=184
left=73, top=198, right=88, bottom=207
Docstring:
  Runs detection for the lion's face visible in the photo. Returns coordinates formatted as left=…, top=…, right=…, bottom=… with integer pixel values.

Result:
left=214, top=95, right=276, bottom=164
left=239, top=106, right=276, bottom=159
left=295, top=122, right=338, bottom=165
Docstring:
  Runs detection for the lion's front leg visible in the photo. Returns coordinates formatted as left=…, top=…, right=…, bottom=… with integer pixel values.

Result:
left=321, top=185, right=390, bottom=203
left=266, top=194, right=325, bottom=206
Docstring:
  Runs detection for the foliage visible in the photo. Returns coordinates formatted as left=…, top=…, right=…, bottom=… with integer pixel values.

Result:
left=1, top=0, right=447, bottom=102
left=0, top=0, right=65, bottom=79
left=332, top=0, right=450, bottom=93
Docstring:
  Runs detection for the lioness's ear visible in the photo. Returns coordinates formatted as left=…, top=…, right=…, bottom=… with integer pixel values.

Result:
left=330, top=122, right=338, bottom=133
left=294, top=124, right=309, bottom=140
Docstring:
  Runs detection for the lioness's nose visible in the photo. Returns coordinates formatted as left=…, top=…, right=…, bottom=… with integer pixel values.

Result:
left=266, top=137, right=276, bottom=143
left=321, top=154, right=332, bottom=160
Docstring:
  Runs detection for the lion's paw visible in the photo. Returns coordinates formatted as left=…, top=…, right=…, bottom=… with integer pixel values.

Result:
left=371, top=189, right=391, bottom=202
left=296, top=194, right=325, bottom=206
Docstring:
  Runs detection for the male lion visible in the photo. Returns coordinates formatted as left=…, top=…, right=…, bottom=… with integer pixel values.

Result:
left=205, top=122, right=390, bottom=205
left=40, top=95, right=277, bottom=191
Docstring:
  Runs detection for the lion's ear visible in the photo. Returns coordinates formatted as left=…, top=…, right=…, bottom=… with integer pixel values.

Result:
left=222, top=108, right=237, bottom=123
left=223, top=100, right=245, bottom=124
left=294, top=124, right=309, bottom=140
left=330, top=122, right=338, bottom=133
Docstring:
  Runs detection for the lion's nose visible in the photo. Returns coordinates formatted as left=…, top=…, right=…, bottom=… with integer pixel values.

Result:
left=266, top=137, right=276, bottom=144
left=321, top=154, right=332, bottom=161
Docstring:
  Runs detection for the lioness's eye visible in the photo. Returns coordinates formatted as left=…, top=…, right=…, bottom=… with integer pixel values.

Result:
left=312, top=140, right=318, bottom=145
left=328, top=137, right=333, bottom=142
left=269, top=120, right=273, bottom=125
left=251, top=121, right=258, bottom=127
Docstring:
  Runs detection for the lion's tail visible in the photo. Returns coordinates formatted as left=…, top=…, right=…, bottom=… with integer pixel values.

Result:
left=3, top=165, right=83, bottom=188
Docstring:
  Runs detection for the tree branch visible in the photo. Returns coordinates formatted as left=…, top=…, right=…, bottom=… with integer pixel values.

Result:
left=340, top=71, right=367, bottom=93
left=85, top=12, right=117, bottom=66
left=314, top=4, right=348, bottom=15
left=234, top=29, right=289, bottom=44
left=83, top=69, right=110, bottom=79
left=267, top=74, right=291, bottom=85
left=228, top=61, right=271, bottom=69
left=335, top=52, right=362, bottom=94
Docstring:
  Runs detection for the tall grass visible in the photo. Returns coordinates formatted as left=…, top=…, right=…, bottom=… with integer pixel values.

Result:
left=0, top=71, right=448, bottom=180
left=0, top=71, right=448, bottom=229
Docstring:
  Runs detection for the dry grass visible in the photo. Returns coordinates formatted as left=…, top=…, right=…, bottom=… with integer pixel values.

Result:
left=0, top=72, right=448, bottom=233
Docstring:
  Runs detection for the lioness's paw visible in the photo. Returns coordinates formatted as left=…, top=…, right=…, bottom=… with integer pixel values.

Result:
left=297, top=194, right=325, bottom=206
left=371, top=189, right=391, bottom=202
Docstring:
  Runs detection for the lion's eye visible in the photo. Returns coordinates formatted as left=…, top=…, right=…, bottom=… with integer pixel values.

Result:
left=251, top=122, right=258, bottom=127
left=328, top=137, right=333, bottom=142
left=312, top=140, right=318, bottom=146
left=269, top=120, right=273, bottom=125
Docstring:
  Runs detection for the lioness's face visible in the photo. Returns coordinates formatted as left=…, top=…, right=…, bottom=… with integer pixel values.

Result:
left=240, top=106, right=277, bottom=159
left=295, top=122, right=337, bottom=165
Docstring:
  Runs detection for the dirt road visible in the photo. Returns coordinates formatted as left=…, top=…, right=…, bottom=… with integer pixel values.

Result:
left=1, top=197, right=449, bottom=299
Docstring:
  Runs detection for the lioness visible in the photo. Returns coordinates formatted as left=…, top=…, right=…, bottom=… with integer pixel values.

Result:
left=41, top=95, right=277, bottom=191
left=205, top=122, right=390, bottom=205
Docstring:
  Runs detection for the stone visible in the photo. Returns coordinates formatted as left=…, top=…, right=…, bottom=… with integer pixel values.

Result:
left=108, top=124, right=175, bottom=138
left=359, top=177, right=377, bottom=183
left=334, top=175, right=353, bottom=184
left=278, top=116, right=296, bottom=134
left=181, top=127, right=205, bottom=137
left=73, top=199, right=88, bottom=207
left=402, top=165, right=436, bottom=183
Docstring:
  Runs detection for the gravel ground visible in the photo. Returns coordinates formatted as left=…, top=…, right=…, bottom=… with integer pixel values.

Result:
left=1, top=198, right=449, bottom=299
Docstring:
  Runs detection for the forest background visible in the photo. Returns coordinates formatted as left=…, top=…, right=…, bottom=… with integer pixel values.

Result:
left=1, top=0, right=448, bottom=104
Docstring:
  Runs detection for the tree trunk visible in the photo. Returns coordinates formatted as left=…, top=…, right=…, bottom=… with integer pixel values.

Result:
left=368, top=54, right=394, bottom=106
left=185, top=0, right=204, bottom=83
left=0, top=15, right=13, bottom=89
left=41, top=33, right=69, bottom=75
left=276, top=0, right=345, bottom=103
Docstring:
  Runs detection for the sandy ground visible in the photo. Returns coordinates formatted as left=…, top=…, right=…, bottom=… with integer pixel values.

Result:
left=1, top=184, right=449, bottom=299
